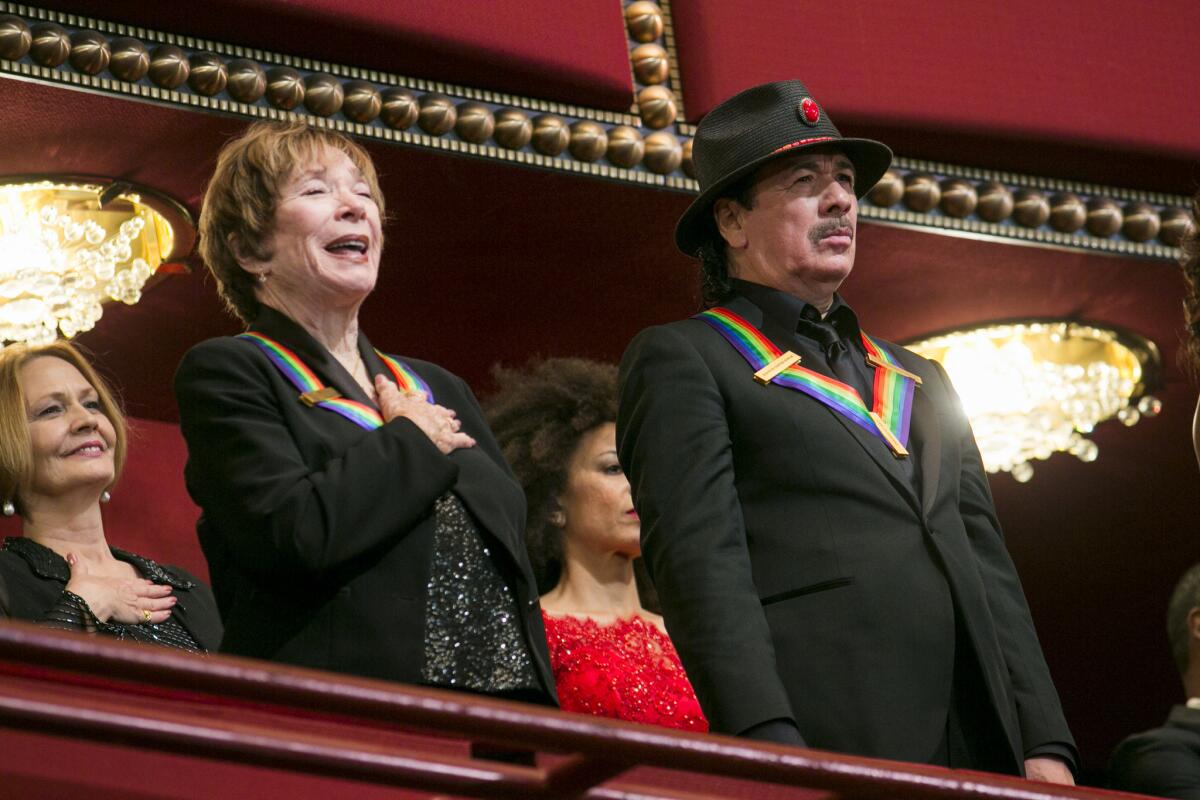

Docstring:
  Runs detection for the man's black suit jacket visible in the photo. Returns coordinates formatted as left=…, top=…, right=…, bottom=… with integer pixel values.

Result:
left=617, top=292, right=1072, bottom=767
left=174, top=308, right=556, bottom=703
left=1111, top=705, right=1200, bottom=798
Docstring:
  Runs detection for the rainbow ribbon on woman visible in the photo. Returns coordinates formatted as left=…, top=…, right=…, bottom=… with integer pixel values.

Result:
left=238, top=332, right=433, bottom=432
left=694, top=308, right=918, bottom=457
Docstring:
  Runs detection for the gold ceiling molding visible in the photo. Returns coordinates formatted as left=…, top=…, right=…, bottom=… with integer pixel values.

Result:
left=0, top=2, right=693, bottom=191
left=865, top=159, right=1190, bottom=259
left=623, top=0, right=683, bottom=136
left=0, top=2, right=1190, bottom=260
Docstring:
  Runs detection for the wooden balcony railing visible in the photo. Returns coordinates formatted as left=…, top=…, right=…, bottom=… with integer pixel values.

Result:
left=0, top=621, right=1146, bottom=800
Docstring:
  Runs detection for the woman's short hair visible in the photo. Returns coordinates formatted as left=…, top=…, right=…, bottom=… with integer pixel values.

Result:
left=0, top=341, right=127, bottom=514
left=200, top=120, right=386, bottom=323
left=1181, top=191, right=1200, bottom=376
left=485, top=357, right=618, bottom=592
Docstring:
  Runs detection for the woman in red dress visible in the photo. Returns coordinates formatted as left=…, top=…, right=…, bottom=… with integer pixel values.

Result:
left=487, top=358, right=707, bottom=732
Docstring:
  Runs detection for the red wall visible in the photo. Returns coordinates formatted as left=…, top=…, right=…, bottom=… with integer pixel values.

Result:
left=672, top=0, right=1200, bottom=191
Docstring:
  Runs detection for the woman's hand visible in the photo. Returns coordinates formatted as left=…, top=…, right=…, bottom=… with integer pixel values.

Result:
left=376, top=376, right=476, bottom=454
left=64, top=554, right=176, bottom=625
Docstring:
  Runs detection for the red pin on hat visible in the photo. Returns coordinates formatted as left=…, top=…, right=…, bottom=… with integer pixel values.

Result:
left=674, top=80, right=893, bottom=255
left=799, top=97, right=820, bottom=126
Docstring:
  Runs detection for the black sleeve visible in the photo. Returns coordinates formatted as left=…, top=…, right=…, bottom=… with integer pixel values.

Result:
left=934, top=361, right=1077, bottom=767
left=40, top=590, right=102, bottom=634
left=452, top=373, right=516, bottom=478
left=174, top=339, right=459, bottom=583
left=164, top=565, right=224, bottom=652
left=741, top=718, right=806, bottom=747
left=0, top=559, right=99, bottom=631
left=1111, top=733, right=1200, bottom=799
left=618, top=325, right=798, bottom=737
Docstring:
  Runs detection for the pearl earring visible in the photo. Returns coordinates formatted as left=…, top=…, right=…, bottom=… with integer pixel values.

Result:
left=100, top=490, right=111, bottom=504
left=549, top=510, right=565, bottom=527
left=2, top=500, right=13, bottom=517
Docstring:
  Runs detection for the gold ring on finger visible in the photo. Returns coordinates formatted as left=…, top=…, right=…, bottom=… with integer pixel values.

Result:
left=142, top=609, right=152, bottom=623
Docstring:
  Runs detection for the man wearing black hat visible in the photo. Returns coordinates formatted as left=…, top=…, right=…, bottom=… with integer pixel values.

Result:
left=616, top=80, right=1075, bottom=781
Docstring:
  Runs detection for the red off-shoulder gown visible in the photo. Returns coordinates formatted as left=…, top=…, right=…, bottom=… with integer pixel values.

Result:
left=541, top=611, right=708, bottom=732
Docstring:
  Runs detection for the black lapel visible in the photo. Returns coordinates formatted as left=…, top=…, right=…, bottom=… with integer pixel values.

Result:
left=358, top=334, right=390, bottom=393
left=723, top=296, right=921, bottom=514
left=908, top=377, right=941, bottom=514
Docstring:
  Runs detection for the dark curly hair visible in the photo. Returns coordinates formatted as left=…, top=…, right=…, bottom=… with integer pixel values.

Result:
left=485, top=358, right=619, bottom=593
left=1181, top=191, right=1200, bottom=376
left=693, top=171, right=759, bottom=308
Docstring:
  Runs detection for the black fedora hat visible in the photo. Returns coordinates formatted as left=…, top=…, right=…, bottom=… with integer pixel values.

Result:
left=675, top=80, right=892, bottom=255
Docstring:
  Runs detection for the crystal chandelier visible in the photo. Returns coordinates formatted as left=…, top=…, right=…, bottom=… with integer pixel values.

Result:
left=907, top=320, right=1161, bottom=482
left=0, top=178, right=191, bottom=346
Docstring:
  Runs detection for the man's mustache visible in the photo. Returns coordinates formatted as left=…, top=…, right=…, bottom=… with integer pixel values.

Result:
left=808, top=218, right=855, bottom=245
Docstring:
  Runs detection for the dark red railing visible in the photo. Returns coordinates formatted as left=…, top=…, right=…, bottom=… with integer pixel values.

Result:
left=0, top=621, right=1146, bottom=800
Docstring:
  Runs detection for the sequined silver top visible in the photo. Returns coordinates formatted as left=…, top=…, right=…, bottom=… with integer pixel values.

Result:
left=421, top=493, right=539, bottom=692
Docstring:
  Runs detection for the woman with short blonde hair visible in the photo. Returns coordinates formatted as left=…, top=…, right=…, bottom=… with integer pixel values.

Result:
left=198, top=121, right=385, bottom=325
left=174, top=121, right=555, bottom=702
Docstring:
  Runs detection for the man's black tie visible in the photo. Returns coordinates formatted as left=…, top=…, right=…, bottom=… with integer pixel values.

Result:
left=796, top=317, right=871, bottom=405
left=798, top=309, right=917, bottom=485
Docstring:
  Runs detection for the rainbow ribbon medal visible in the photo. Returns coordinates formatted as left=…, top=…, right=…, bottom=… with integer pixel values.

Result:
left=694, top=308, right=919, bottom=457
left=238, top=332, right=433, bottom=431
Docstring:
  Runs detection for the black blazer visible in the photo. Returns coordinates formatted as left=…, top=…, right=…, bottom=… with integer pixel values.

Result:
left=1111, top=705, right=1200, bottom=798
left=174, top=308, right=556, bottom=702
left=617, top=292, right=1073, bottom=767
left=0, top=536, right=222, bottom=651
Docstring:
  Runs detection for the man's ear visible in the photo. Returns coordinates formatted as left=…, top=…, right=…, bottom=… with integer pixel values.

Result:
left=1189, top=607, right=1200, bottom=643
left=713, top=197, right=748, bottom=251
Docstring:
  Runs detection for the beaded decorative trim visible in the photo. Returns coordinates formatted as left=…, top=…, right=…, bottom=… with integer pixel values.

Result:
left=0, top=2, right=1189, bottom=259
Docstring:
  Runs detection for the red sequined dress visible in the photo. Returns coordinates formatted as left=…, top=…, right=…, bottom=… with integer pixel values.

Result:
left=541, top=611, right=708, bottom=732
